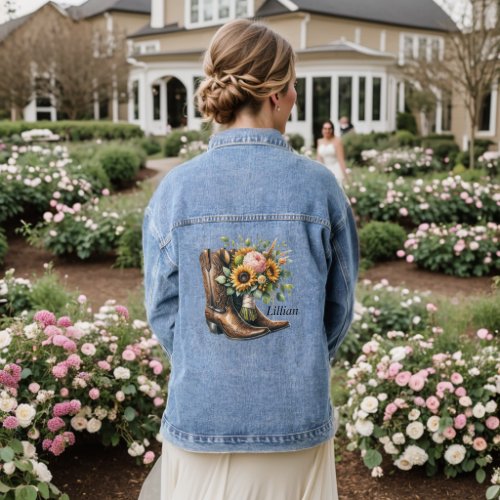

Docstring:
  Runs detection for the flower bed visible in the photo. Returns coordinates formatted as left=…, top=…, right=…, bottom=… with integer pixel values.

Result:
left=0, top=293, right=168, bottom=497
left=399, top=223, right=499, bottom=277
left=347, top=175, right=499, bottom=227
left=344, top=328, right=499, bottom=484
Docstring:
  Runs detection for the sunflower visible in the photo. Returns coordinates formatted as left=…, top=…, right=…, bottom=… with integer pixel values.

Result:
left=230, top=265, right=257, bottom=292
left=265, top=259, right=280, bottom=283
left=232, top=247, right=254, bottom=267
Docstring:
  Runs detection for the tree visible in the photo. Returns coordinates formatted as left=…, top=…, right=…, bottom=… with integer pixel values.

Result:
left=402, top=0, right=500, bottom=168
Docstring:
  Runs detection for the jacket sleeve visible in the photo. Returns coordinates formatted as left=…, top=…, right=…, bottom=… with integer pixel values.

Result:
left=324, top=202, right=359, bottom=363
left=142, top=206, right=179, bottom=360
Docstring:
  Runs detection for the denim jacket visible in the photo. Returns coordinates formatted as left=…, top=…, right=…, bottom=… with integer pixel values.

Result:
left=143, top=128, right=359, bottom=453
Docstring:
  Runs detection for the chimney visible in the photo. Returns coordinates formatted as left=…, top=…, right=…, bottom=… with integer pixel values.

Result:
left=151, top=0, right=164, bottom=28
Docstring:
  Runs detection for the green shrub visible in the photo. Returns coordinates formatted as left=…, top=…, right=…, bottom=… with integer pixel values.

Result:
left=396, top=112, right=417, bottom=135
left=285, top=133, right=305, bottom=151
left=136, top=136, right=162, bottom=155
left=471, top=292, right=500, bottom=333
left=81, top=159, right=111, bottom=192
left=343, top=132, right=390, bottom=163
left=421, top=137, right=459, bottom=162
left=29, top=266, right=75, bottom=316
left=164, top=130, right=208, bottom=157
left=0, top=228, right=7, bottom=267
left=359, top=221, right=407, bottom=262
left=96, top=145, right=142, bottom=188
left=393, top=130, right=418, bottom=147
left=115, top=214, right=143, bottom=269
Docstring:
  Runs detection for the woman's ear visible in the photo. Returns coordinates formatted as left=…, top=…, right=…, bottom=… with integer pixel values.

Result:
left=270, top=93, right=280, bottom=109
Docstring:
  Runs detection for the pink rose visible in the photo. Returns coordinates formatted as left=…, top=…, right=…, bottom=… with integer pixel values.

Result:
left=153, top=397, right=164, bottom=407
left=60, top=388, right=69, bottom=397
left=97, top=360, right=111, bottom=370
left=122, top=349, right=136, bottom=361
left=243, top=251, right=267, bottom=273
left=388, top=362, right=402, bottom=378
left=406, top=255, right=414, bottom=263
left=2, top=416, right=19, bottom=429
left=395, top=371, right=411, bottom=387
left=426, top=396, right=440, bottom=413
left=386, top=403, right=398, bottom=415
left=414, top=397, right=426, bottom=407
left=52, top=364, right=68, bottom=378
left=115, top=305, right=129, bottom=319
left=408, top=375, right=425, bottom=392
left=443, top=426, right=456, bottom=440
left=426, top=303, right=438, bottom=313
left=455, top=387, right=467, bottom=397
left=89, top=388, right=100, bottom=400
left=485, top=417, right=499, bottom=430
left=143, top=451, right=155, bottom=465
left=454, top=414, right=467, bottom=429
left=57, top=316, right=72, bottom=328
left=34, top=310, right=56, bottom=328
left=47, top=417, right=65, bottom=433
left=450, top=373, right=463, bottom=385
left=476, top=328, right=489, bottom=339
left=28, top=383, right=40, bottom=394
left=472, top=437, right=487, bottom=452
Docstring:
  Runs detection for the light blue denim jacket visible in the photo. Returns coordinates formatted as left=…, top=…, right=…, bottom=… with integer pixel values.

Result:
left=143, top=128, right=359, bottom=453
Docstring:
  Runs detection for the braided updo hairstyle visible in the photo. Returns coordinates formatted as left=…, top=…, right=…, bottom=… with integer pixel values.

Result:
left=196, top=19, right=295, bottom=125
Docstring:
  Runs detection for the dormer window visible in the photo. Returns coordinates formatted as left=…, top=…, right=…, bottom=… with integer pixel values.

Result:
left=187, top=0, right=253, bottom=27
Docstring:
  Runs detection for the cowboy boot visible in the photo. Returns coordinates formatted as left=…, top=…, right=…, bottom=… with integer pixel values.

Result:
left=252, top=306, right=290, bottom=332
left=199, top=249, right=270, bottom=340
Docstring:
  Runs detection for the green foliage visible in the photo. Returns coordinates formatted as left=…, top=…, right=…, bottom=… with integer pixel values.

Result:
left=420, top=136, right=459, bottom=163
left=115, top=213, right=143, bottom=269
left=343, top=132, right=390, bottom=164
left=0, top=228, right=8, bottom=267
left=285, top=133, right=305, bottom=151
left=359, top=222, right=407, bottom=263
left=393, top=130, right=418, bottom=147
left=0, top=269, right=32, bottom=319
left=135, top=136, right=162, bottom=156
left=164, top=130, right=210, bottom=157
left=96, top=146, right=143, bottom=189
left=29, top=266, right=75, bottom=316
left=80, top=159, right=111, bottom=192
left=396, top=111, right=418, bottom=135
left=470, top=292, right=500, bottom=333
left=0, top=121, right=143, bottom=141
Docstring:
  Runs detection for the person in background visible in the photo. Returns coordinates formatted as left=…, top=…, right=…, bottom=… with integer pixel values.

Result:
left=339, top=116, right=355, bottom=136
left=317, top=120, right=349, bottom=185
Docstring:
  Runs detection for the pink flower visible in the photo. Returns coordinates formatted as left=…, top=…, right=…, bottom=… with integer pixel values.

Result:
left=455, top=387, right=467, bottom=397
left=57, top=316, right=73, bottom=328
left=2, top=416, right=19, bottom=429
left=34, top=310, right=57, bottom=328
left=149, top=360, right=163, bottom=375
left=454, top=414, right=467, bottom=430
left=42, top=439, right=52, bottom=451
left=476, top=328, right=489, bottom=340
left=53, top=402, right=71, bottom=417
left=426, top=396, right=440, bottom=413
left=65, top=326, right=83, bottom=339
left=243, top=251, right=267, bottom=273
left=49, top=434, right=66, bottom=456
left=52, top=364, right=68, bottom=378
left=122, top=349, right=136, bottom=362
left=89, top=388, right=100, bottom=400
left=63, top=340, right=77, bottom=352
left=388, top=362, right=402, bottom=378
left=47, top=417, right=65, bottom=433
left=395, top=371, right=411, bottom=387
left=153, top=397, right=164, bottom=407
left=60, top=388, right=69, bottom=397
left=28, top=383, right=40, bottom=394
left=115, top=305, right=129, bottom=319
left=426, top=303, right=438, bottom=313
left=102, top=188, right=110, bottom=196
left=396, top=250, right=405, bottom=258
left=68, top=400, right=81, bottom=414
left=443, top=426, right=456, bottom=439
left=409, top=375, right=425, bottom=392
left=399, top=207, right=409, bottom=217
left=81, top=343, right=96, bottom=356
left=97, top=360, right=111, bottom=371
left=143, top=451, right=155, bottom=465
left=385, top=403, right=398, bottom=415
left=406, top=255, right=414, bottom=263
left=414, top=397, right=426, bottom=407
left=63, top=432, right=75, bottom=446
left=450, top=373, right=463, bottom=385
left=77, top=294, right=87, bottom=304
left=65, top=354, right=81, bottom=368
left=437, top=381, right=454, bottom=397
left=472, top=437, right=487, bottom=452
left=53, top=212, right=64, bottom=223
left=53, top=334, right=70, bottom=347
left=44, top=325, right=62, bottom=337
left=485, top=417, right=499, bottom=430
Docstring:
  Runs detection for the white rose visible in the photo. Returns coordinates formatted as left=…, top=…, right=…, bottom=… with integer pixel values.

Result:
left=360, top=396, right=379, bottom=414
left=15, top=404, right=36, bottom=428
left=389, top=346, right=407, bottom=362
left=406, top=422, right=425, bottom=440
left=469, top=368, right=480, bottom=376
left=377, top=393, right=388, bottom=401
left=22, top=441, right=37, bottom=459
left=115, top=391, right=125, bottom=402
left=354, top=419, right=374, bottom=437
left=86, top=418, right=102, bottom=434
left=459, top=396, right=472, bottom=407
left=427, top=416, right=440, bottom=432
left=113, top=367, right=131, bottom=380
left=384, top=442, right=399, bottom=454
left=472, top=403, right=486, bottom=419
left=432, top=432, right=445, bottom=444
left=23, top=323, right=40, bottom=339
left=0, top=397, right=17, bottom=412
left=408, top=409, right=421, bottom=421
left=70, top=416, right=88, bottom=431
left=3, top=461, right=15, bottom=475
left=357, top=410, right=368, bottom=419
left=128, top=442, right=145, bottom=457
left=392, top=433, right=406, bottom=445
left=404, top=445, right=428, bottom=466
left=462, top=435, right=473, bottom=445
left=485, top=401, right=497, bottom=413
left=31, top=461, right=52, bottom=482
left=28, top=428, right=40, bottom=440
left=444, top=444, right=466, bottom=465
left=356, top=384, right=367, bottom=395
left=371, top=466, right=383, bottom=478
left=379, top=436, right=390, bottom=445
left=395, top=457, right=412, bottom=471
left=0, top=329, right=12, bottom=349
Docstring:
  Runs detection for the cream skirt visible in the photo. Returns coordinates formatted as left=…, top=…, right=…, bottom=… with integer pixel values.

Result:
left=139, top=438, right=339, bottom=500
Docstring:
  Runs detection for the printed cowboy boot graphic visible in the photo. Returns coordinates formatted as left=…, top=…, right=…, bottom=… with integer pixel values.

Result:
left=228, top=250, right=290, bottom=333
left=199, top=249, right=270, bottom=340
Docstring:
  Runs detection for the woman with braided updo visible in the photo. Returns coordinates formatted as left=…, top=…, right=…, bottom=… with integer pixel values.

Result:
left=141, top=18, right=358, bottom=500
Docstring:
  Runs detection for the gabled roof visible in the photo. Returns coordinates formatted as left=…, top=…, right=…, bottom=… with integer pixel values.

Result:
left=67, top=0, right=150, bottom=20
left=256, top=0, right=458, bottom=32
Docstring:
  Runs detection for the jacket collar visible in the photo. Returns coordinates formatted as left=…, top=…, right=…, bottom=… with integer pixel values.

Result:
left=208, top=128, right=293, bottom=151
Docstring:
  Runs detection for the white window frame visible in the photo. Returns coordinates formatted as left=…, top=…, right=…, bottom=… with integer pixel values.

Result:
left=185, top=0, right=254, bottom=29
left=477, top=81, right=498, bottom=136
left=133, top=40, right=161, bottom=55
left=399, top=32, right=444, bottom=65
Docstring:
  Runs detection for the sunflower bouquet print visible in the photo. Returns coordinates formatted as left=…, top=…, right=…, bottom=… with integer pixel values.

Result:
left=199, top=237, right=293, bottom=340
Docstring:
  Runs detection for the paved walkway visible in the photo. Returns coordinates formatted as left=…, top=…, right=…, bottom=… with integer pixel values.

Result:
left=146, top=157, right=183, bottom=186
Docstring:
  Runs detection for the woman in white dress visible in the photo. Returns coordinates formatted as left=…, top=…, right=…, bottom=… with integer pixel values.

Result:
left=316, top=120, right=349, bottom=185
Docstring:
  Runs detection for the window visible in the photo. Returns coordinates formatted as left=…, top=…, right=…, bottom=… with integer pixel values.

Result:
left=404, top=35, right=413, bottom=60
left=295, top=78, right=306, bottom=121
left=358, top=77, right=366, bottom=121
left=152, top=84, right=161, bottom=120
left=338, top=77, right=352, bottom=121
left=418, top=37, right=427, bottom=60
left=430, top=38, right=440, bottom=61
left=441, top=90, right=452, bottom=132
left=312, top=77, right=331, bottom=140
left=188, top=0, right=250, bottom=26
left=132, top=81, right=139, bottom=120
left=478, top=91, right=492, bottom=132
left=372, top=77, right=382, bottom=121
left=401, top=34, right=443, bottom=64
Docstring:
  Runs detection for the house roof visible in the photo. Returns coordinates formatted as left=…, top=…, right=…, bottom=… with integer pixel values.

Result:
left=67, top=0, right=150, bottom=20
left=128, top=22, right=184, bottom=38
left=298, top=39, right=395, bottom=58
left=256, top=0, right=458, bottom=32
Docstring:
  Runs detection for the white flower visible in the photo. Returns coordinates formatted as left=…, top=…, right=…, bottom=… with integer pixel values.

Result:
left=22, top=441, right=37, bottom=459
left=384, top=442, right=399, bottom=454
left=392, top=433, right=406, bottom=445
left=31, top=461, right=52, bottom=482
left=379, top=436, right=390, bottom=445
left=70, top=416, right=88, bottom=431
left=3, top=462, right=15, bottom=475
left=113, top=367, right=131, bottom=380
left=433, top=432, right=445, bottom=444
left=115, top=391, right=125, bottom=402
left=128, top=442, right=145, bottom=457
left=0, top=329, right=12, bottom=349
left=356, top=384, right=367, bottom=395
left=463, top=435, right=473, bottom=445
left=389, top=346, right=407, bottom=362
left=469, top=368, right=480, bottom=376
left=485, top=401, right=497, bottom=413
left=406, top=422, right=424, bottom=440
left=377, top=393, right=388, bottom=401
left=472, top=403, right=486, bottom=419
left=360, top=396, right=379, bottom=414
left=404, top=445, right=428, bottom=466
left=395, top=457, right=413, bottom=471
left=15, top=404, right=36, bottom=428
left=459, top=396, right=472, bottom=407
left=28, top=428, right=40, bottom=440
left=0, top=396, right=17, bottom=412
left=427, top=416, right=441, bottom=432
left=408, top=409, right=421, bottom=421
left=444, top=444, right=466, bottom=465
left=354, top=419, right=374, bottom=437
left=86, top=418, right=102, bottom=434
left=371, top=466, right=383, bottom=478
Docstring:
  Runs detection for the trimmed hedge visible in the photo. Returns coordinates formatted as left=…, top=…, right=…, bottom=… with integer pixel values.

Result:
left=0, top=121, right=144, bottom=141
left=96, top=145, right=145, bottom=188
left=164, top=129, right=211, bottom=157
left=396, top=112, right=418, bottom=135
left=359, top=221, right=407, bottom=263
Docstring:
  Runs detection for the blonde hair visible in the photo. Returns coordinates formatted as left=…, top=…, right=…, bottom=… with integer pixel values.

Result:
left=196, top=19, right=295, bottom=125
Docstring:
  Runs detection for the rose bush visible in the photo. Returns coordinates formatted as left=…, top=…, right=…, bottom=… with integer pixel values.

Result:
left=344, top=327, right=499, bottom=484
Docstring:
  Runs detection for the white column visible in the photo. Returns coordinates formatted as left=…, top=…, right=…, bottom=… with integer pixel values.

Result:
left=352, top=76, right=359, bottom=124
left=93, top=90, right=100, bottom=120
left=305, top=75, right=313, bottom=147
left=331, top=76, right=338, bottom=124
left=380, top=30, right=386, bottom=52
left=142, top=72, right=150, bottom=132
left=151, top=0, right=165, bottom=28
left=398, top=81, right=405, bottom=113
left=366, top=75, right=373, bottom=128
left=435, top=90, right=443, bottom=134
left=160, top=80, right=168, bottom=131
left=489, top=81, right=498, bottom=134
